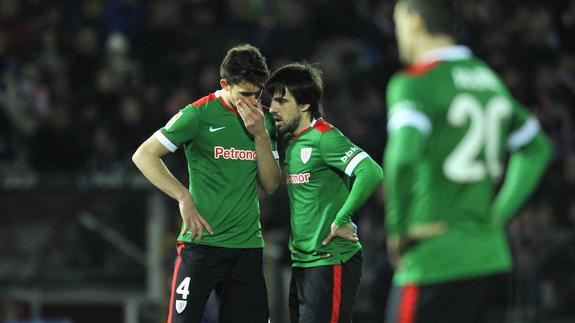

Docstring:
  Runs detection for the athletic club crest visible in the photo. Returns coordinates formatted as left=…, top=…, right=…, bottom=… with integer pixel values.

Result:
left=176, top=300, right=187, bottom=313
left=300, top=148, right=312, bottom=164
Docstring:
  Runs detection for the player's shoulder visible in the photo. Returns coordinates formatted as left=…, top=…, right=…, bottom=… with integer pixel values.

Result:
left=392, top=60, right=442, bottom=83
left=314, top=119, right=349, bottom=143
left=298, top=118, right=338, bottom=144
left=387, top=62, right=441, bottom=99
left=191, top=92, right=220, bottom=108
left=403, top=60, right=443, bottom=78
left=386, top=68, right=431, bottom=108
left=312, top=118, right=335, bottom=133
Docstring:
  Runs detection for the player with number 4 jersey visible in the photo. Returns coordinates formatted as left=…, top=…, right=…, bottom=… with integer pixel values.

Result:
left=383, top=1, right=553, bottom=323
left=133, top=44, right=280, bottom=323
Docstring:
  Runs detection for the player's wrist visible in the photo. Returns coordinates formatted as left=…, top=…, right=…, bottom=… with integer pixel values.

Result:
left=334, top=218, right=351, bottom=226
left=176, top=191, right=192, bottom=203
left=253, top=130, right=270, bottom=141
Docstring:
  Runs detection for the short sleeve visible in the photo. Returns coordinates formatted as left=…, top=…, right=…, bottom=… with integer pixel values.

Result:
left=156, top=104, right=200, bottom=152
left=319, top=129, right=369, bottom=176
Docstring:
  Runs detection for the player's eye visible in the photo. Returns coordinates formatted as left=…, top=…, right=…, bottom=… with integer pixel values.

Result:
left=239, top=91, right=261, bottom=98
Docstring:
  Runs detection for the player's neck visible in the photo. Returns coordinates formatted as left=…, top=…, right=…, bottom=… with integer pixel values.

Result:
left=414, top=36, right=456, bottom=63
left=294, top=115, right=314, bottom=134
left=220, top=89, right=235, bottom=109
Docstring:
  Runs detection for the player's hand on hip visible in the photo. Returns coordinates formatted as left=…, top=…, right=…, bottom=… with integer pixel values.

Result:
left=387, top=222, right=447, bottom=268
left=322, top=222, right=359, bottom=245
left=178, top=194, right=213, bottom=240
left=407, top=222, right=447, bottom=241
left=236, top=98, right=267, bottom=137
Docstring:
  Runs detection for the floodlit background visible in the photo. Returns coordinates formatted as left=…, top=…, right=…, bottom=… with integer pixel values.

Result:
left=1, top=0, right=574, bottom=322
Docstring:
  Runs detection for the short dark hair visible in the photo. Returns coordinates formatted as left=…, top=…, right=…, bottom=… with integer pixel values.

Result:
left=402, top=0, right=457, bottom=37
left=220, top=44, right=270, bottom=87
left=266, top=62, right=324, bottom=119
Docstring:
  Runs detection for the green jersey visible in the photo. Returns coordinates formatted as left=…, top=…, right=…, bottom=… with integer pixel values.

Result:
left=385, top=46, right=542, bottom=285
left=156, top=90, right=278, bottom=248
left=284, top=118, right=368, bottom=268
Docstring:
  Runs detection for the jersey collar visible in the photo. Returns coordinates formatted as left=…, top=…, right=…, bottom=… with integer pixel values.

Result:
left=420, top=45, right=472, bottom=63
left=291, top=118, right=318, bottom=140
left=215, top=90, right=238, bottom=114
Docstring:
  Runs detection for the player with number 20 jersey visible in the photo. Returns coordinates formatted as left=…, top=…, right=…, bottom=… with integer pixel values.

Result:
left=386, top=46, right=543, bottom=284
left=383, top=1, right=553, bottom=322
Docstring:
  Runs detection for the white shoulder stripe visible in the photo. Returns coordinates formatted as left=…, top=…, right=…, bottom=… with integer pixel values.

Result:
left=507, top=117, right=540, bottom=150
left=272, top=151, right=279, bottom=159
left=387, top=102, right=432, bottom=135
left=154, top=130, right=178, bottom=152
left=345, top=152, right=369, bottom=176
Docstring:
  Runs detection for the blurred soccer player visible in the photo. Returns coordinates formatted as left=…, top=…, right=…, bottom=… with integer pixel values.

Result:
left=132, top=44, right=280, bottom=323
left=383, top=1, right=553, bottom=322
left=266, top=62, right=383, bottom=323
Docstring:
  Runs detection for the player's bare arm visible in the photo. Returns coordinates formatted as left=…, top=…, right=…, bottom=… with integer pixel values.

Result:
left=132, top=135, right=213, bottom=239
left=236, top=98, right=281, bottom=194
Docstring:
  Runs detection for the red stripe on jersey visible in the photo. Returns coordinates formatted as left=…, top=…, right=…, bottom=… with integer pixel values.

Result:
left=398, top=284, right=419, bottom=323
left=192, top=93, right=217, bottom=107
left=191, top=92, right=238, bottom=114
left=405, top=61, right=441, bottom=76
left=167, top=242, right=185, bottom=323
left=314, top=118, right=334, bottom=132
left=291, top=118, right=334, bottom=140
left=218, top=95, right=238, bottom=114
left=291, top=127, right=313, bottom=140
left=330, top=264, right=342, bottom=323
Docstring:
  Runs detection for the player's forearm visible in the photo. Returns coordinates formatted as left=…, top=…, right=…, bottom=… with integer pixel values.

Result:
left=384, top=127, right=425, bottom=235
left=384, top=160, right=415, bottom=236
left=334, top=157, right=383, bottom=225
left=254, top=132, right=281, bottom=194
left=491, top=133, right=553, bottom=225
left=132, top=148, right=190, bottom=201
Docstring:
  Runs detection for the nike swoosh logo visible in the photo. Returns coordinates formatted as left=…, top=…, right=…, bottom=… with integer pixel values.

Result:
left=209, top=126, right=226, bottom=132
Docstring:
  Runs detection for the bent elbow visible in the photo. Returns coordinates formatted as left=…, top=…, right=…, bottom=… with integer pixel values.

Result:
left=132, top=145, right=152, bottom=168
left=263, top=182, right=279, bottom=195
left=131, top=148, right=142, bottom=166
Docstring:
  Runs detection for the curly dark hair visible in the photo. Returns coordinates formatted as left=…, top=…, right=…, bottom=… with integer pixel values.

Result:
left=265, top=62, right=324, bottom=119
left=220, top=44, right=270, bottom=88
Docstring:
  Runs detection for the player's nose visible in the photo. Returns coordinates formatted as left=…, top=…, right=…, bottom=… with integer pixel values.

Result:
left=269, top=103, right=278, bottom=113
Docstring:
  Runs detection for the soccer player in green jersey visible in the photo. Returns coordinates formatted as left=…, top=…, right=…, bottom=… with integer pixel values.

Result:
left=266, top=62, right=383, bottom=323
left=383, top=1, right=554, bottom=322
left=132, top=44, right=280, bottom=323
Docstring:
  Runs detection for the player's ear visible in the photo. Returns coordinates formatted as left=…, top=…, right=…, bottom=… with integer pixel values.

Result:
left=410, top=10, right=426, bottom=35
left=299, top=104, right=311, bottom=113
left=220, top=79, right=229, bottom=90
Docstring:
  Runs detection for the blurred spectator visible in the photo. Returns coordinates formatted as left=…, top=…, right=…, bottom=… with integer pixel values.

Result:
left=29, top=104, right=86, bottom=172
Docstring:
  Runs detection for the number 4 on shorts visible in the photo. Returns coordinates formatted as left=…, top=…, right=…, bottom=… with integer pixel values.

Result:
left=177, top=277, right=191, bottom=299
left=175, top=277, right=190, bottom=314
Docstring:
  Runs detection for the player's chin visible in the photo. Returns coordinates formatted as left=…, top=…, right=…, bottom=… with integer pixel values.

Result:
left=276, top=121, right=287, bottom=132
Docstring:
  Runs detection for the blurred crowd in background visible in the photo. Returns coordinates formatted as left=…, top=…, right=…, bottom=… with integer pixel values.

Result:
left=1, top=0, right=575, bottom=322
